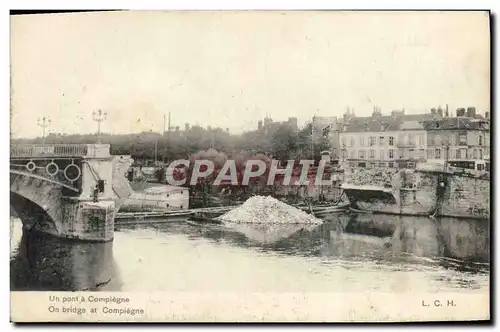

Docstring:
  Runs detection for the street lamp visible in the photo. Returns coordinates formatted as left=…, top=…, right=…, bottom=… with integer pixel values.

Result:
left=150, top=128, right=158, bottom=165
left=442, top=141, right=451, bottom=171
left=37, top=116, right=51, bottom=141
left=92, top=109, right=107, bottom=136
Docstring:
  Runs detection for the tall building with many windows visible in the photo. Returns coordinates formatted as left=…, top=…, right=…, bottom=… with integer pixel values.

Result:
left=337, top=108, right=437, bottom=168
left=421, top=107, right=489, bottom=163
left=330, top=106, right=489, bottom=168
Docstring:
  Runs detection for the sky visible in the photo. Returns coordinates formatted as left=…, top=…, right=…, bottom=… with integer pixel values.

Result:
left=10, top=11, right=490, bottom=139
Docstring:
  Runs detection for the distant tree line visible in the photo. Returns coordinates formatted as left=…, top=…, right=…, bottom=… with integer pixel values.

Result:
left=12, top=123, right=331, bottom=164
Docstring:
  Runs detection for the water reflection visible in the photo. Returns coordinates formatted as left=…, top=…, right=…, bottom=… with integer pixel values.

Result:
left=223, top=223, right=320, bottom=244
left=11, top=211, right=489, bottom=292
left=177, top=212, right=489, bottom=273
left=10, top=219, right=121, bottom=291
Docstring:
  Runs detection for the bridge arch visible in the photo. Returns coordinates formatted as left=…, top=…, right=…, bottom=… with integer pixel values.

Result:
left=10, top=144, right=119, bottom=242
left=10, top=171, right=66, bottom=234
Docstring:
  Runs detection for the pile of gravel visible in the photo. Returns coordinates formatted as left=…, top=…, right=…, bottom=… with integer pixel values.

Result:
left=217, top=195, right=323, bottom=224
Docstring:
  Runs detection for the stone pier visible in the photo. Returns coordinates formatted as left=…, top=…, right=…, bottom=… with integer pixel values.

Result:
left=10, top=144, right=133, bottom=242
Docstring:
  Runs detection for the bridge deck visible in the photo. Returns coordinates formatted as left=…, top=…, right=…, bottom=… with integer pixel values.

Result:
left=10, top=144, right=111, bottom=159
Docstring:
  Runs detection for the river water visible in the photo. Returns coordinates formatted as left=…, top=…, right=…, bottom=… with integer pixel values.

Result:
left=10, top=213, right=489, bottom=293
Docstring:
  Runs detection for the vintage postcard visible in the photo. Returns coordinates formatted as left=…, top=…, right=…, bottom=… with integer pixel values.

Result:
left=9, top=10, right=490, bottom=322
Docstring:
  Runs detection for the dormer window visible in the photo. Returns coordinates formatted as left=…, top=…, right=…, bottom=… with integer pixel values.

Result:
left=435, top=122, right=441, bottom=129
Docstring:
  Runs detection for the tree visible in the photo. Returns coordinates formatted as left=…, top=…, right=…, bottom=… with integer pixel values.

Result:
left=271, top=124, right=298, bottom=162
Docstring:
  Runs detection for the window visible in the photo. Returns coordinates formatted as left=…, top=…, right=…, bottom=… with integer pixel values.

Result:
left=388, top=162, right=394, bottom=168
left=455, top=149, right=460, bottom=159
left=427, top=149, right=434, bottom=159
left=341, top=137, right=346, bottom=146
left=459, top=132, right=467, bottom=145
left=389, top=149, right=394, bottom=159
left=369, top=136, right=376, bottom=146
left=358, top=150, right=365, bottom=159
left=477, top=164, right=484, bottom=171
left=350, top=137, right=355, bottom=147
left=409, top=148, right=415, bottom=157
left=359, top=137, right=365, bottom=146
left=479, top=136, right=483, bottom=146
left=435, top=148, right=441, bottom=159
left=350, top=150, right=356, bottom=159
left=418, top=134, right=425, bottom=146
left=380, top=150, right=384, bottom=160
left=479, top=149, right=483, bottom=160
left=379, top=136, right=385, bottom=146
left=473, top=149, right=478, bottom=159
left=451, top=134, right=456, bottom=146
left=435, top=135, right=441, bottom=146
left=389, top=136, right=394, bottom=146
left=369, top=149, right=375, bottom=159
left=460, top=148, right=467, bottom=159
left=419, top=149, right=425, bottom=156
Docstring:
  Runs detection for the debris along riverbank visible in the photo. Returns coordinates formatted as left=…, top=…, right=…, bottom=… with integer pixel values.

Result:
left=217, top=195, right=324, bottom=224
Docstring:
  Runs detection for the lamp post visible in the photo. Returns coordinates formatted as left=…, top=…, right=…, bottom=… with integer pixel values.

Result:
left=442, top=141, right=450, bottom=171
left=37, top=116, right=51, bottom=142
left=92, top=109, right=107, bottom=137
left=154, top=139, right=158, bottom=165
left=310, top=117, right=315, bottom=162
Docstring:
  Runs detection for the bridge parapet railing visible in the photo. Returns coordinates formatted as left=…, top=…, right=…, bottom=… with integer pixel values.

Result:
left=10, top=144, right=111, bottom=158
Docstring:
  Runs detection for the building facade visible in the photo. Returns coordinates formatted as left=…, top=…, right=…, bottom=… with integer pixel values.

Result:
left=422, top=107, right=490, bottom=163
left=336, top=108, right=433, bottom=168
left=328, top=106, right=489, bottom=169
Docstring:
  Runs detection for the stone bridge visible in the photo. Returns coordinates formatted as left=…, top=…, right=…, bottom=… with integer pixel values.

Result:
left=10, top=144, right=133, bottom=242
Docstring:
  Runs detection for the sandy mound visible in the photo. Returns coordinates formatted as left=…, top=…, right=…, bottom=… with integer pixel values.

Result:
left=217, top=195, right=323, bottom=224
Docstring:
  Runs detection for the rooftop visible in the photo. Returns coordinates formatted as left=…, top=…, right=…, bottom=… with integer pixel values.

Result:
left=421, top=116, right=489, bottom=130
left=339, top=111, right=488, bottom=133
left=340, top=113, right=436, bottom=133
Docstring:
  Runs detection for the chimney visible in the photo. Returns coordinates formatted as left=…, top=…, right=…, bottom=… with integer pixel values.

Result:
left=226, top=128, right=229, bottom=133
left=288, top=117, right=298, bottom=129
left=185, top=123, right=190, bottom=131
left=485, top=111, right=490, bottom=119
left=258, top=120, right=263, bottom=130
left=264, top=117, right=273, bottom=126
left=466, top=107, right=476, bottom=118
left=456, top=108, right=466, bottom=117
left=175, top=126, right=180, bottom=132
left=431, top=108, right=437, bottom=115
left=437, top=107, right=443, bottom=117
left=372, top=106, right=382, bottom=117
